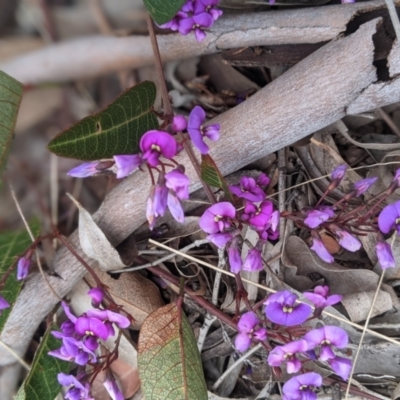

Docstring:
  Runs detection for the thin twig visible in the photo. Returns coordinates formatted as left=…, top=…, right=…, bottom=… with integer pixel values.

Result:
left=344, top=261, right=388, bottom=398
left=0, top=340, right=30, bottom=371
left=385, top=0, right=400, bottom=40
left=110, top=239, right=210, bottom=273
left=9, top=184, right=62, bottom=301
left=211, top=343, right=263, bottom=391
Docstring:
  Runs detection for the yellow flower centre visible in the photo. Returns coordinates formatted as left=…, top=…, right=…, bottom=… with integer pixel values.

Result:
left=214, top=215, right=222, bottom=222
left=321, top=339, right=331, bottom=345
left=396, top=217, right=400, bottom=225
left=283, top=306, right=293, bottom=313
left=151, top=144, right=161, bottom=152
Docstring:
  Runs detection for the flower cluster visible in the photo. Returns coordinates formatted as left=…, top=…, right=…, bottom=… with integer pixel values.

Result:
left=234, top=287, right=349, bottom=399
left=68, top=106, right=220, bottom=230
left=49, top=289, right=128, bottom=399
left=284, top=164, right=400, bottom=270
left=158, top=0, right=223, bottom=42
left=199, top=172, right=278, bottom=273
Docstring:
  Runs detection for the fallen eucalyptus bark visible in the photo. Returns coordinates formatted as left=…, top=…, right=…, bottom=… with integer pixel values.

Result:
left=0, top=0, right=396, bottom=84
left=0, top=18, right=397, bottom=369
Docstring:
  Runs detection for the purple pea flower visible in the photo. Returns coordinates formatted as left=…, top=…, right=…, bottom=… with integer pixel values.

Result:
left=235, top=312, right=267, bottom=352
left=304, top=326, right=348, bottom=361
left=378, top=200, right=400, bottom=235
left=158, top=11, right=188, bottom=31
left=172, top=115, right=188, bottom=132
left=0, top=295, right=10, bottom=314
left=332, top=228, right=361, bottom=252
left=67, top=161, right=100, bottom=178
left=140, top=130, right=178, bottom=167
left=194, top=0, right=223, bottom=21
left=87, top=309, right=130, bottom=329
left=304, top=207, right=335, bottom=229
left=341, top=0, right=356, bottom=3
left=353, top=177, right=377, bottom=197
left=16, top=257, right=31, bottom=280
left=264, top=290, right=311, bottom=326
left=376, top=240, right=396, bottom=269
left=303, top=286, right=342, bottom=309
left=257, top=173, right=270, bottom=187
left=328, top=356, right=352, bottom=380
left=75, top=316, right=110, bottom=341
left=228, top=239, right=242, bottom=274
left=165, top=166, right=190, bottom=200
left=104, top=378, right=124, bottom=400
left=88, top=288, right=104, bottom=307
left=267, top=339, right=307, bottom=374
left=153, top=174, right=169, bottom=218
left=187, top=106, right=220, bottom=154
left=199, top=202, right=236, bottom=234
left=167, top=191, right=185, bottom=223
left=310, top=236, right=334, bottom=263
left=242, top=200, right=274, bottom=231
left=179, top=12, right=214, bottom=42
left=113, top=154, right=142, bottom=179
left=50, top=335, right=97, bottom=365
left=57, top=373, right=91, bottom=400
left=243, top=247, right=263, bottom=272
left=331, top=164, right=348, bottom=182
left=282, top=372, right=322, bottom=400
left=229, top=176, right=266, bottom=202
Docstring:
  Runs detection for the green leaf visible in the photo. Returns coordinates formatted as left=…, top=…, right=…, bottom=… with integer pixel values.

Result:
left=0, top=71, right=23, bottom=174
left=201, top=154, right=233, bottom=201
left=47, top=81, right=159, bottom=160
left=138, top=303, right=208, bottom=400
left=0, top=220, right=40, bottom=333
left=143, top=0, right=186, bottom=25
left=15, top=326, right=69, bottom=400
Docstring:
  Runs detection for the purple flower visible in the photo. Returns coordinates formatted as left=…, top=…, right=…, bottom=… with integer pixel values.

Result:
left=353, top=177, right=377, bottom=197
left=264, top=290, right=311, bottom=326
left=113, top=154, right=142, bottom=179
left=86, top=309, right=130, bottom=329
left=0, top=295, right=10, bottom=314
left=341, top=0, right=355, bottom=3
left=243, top=247, right=263, bottom=272
left=104, top=379, right=124, bottom=400
left=16, top=257, right=31, bottom=280
left=376, top=241, right=396, bottom=269
left=75, top=316, right=110, bottom=340
left=165, top=167, right=190, bottom=200
left=331, top=165, right=348, bottom=182
left=242, top=200, right=274, bottom=231
left=178, top=12, right=214, bottom=42
left=328, top=356, right=352, bottom=380
left=67, top=161, right=100, bottom=178
left=282, top=372, right=322, bottom=400
left=257, top=173, right=270, bottom=187
left=187, top=106, right=220, bottom=154
left=229, top=176, right=266, bottom=202
left=153, top=175, right=169, bottom=218
left=235, top=312, right=267, bottom=352
left=333, top=228, right=361, bottom=252
left=57, top=373, right=90, bottom=400
left=378, top=200, right=400, bottom=235
left=393, top=168, right=400, bottom=188
left=172, top=115, right=187, bottom=132
left=304, top=326, right=348, bottom=361
left=303, top=286, right=342, bottom=309
left=310, top=236, right=334, bottom=263
left=267, top=339, right=307, bottom=373
left=304, top=207, right=335, bottom=229
left=167, top=191, right=185, bottom=223
left=194, top=0, right=223, bottom=21
left=146, top=186, right=157, bottom=230
left=199, top=202, right=236, bottom=234
left=228, top=240, right=242, bottom=273
left=158, top=11, right=188, bottom=31
left=88, top=288, right=104, bottom=306
left=140, top=130, right=178, bottom=167
left=50, top=335, right=97, bottom=365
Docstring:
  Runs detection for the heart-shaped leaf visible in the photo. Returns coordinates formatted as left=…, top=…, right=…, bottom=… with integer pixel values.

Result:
left=0, top=220, right=40, bottom=333
left=143, top=0, right=186, bottom=25
left=138, top=302, right=207, bottom=400
left=47, top=81, right=159, bottom=160
left=0, top=71, right=23, bottom=174
left=201, top=154, right=233, bottom=201
left=15, top=326, right=69, bottom=400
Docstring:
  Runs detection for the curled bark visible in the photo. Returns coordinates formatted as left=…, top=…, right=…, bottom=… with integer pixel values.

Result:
left=0, top=0, right=394, bottom=84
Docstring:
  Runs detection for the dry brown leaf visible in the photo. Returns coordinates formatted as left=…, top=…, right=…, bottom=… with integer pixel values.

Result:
left=86, top=268, right=164, bottom=329
left=283, top=236, right=392, bottom=322
left=67, top=193, right=127, bottom=271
